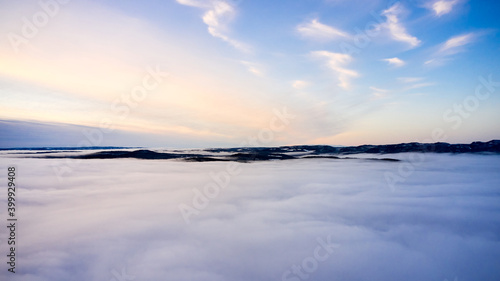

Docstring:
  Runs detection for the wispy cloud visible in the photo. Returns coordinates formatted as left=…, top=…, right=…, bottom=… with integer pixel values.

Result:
left=369, top=86, right=388, bottom=92
left=370, top=86, right=389, bottom=99
left=383, top=57, right=405, bottom=67
left=380, top=3, right=421, bottom=48
left=430, top=0, right=459, bottom=16
left=397, top=77, right=434, bottom=92
left=440, top=32, right=475, bottom=53
left=176, top=0, right=250, bottom=52
left=398, top=77, right=424, bottom=83
left=311, top=50, right=359, bottom=89
left=405, top=82, right=435, bottom=90
left=297, top=19, right=350, bottom=41
left=426, top=32, right=477, bottom=66
left=240, top=60, right=264, bottom=76
left=424, top=58, right=440, bottom=66
left=176, top=0, right=209, bottom=8
left=292, top=80, right=309, bottom=89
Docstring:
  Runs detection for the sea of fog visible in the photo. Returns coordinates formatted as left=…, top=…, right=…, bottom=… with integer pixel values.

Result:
left=1, top=152, right=500, bottom=281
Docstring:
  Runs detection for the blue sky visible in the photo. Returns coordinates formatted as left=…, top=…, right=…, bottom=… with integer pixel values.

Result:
left=0, top=0, right=499, bottom=147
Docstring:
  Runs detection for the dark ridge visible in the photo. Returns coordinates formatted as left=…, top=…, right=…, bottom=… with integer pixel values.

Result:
left=203, top=140, right=500, bottom=155
left=228, top=152, right=297, bottom=161
left=183, top=157, right=229, bottom=162
left=367, top=158, right=401, bottom=162
left=16, top=140, right=500, bottom=162
left=205, top=145, right=339, bottom=154
left=301, top=155, right=341, bottom=159
left=77, top=150, right=176, bottom=159
left=336, top=140, right=500, bottom=154
left=281, top=145, right=340, bottom=154
left=40, top=150, right=299, bottom=162
left=7, top=150, right=80, bottom=154
left=300, top=155, right=401, bottom=162
left=45, top=150, right=199, bottom=160
left=6, top=140, right=498, bottom=155
left=301, top=155, right=400, bottom=161
left=0, top=146, right=138, bottom=151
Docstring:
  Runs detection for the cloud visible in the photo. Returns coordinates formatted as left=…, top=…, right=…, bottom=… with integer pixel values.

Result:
left=380, top=3, right=421, bottom=48
left=0, top=119, right=227, bottom=148
left=398, top=77, right=424, bottom=83
left=176, top=0, right=250, bottom=52
left=383, top=57, right=405, bottom=67
left=176, top=0, right=210, bottom=8
left=292, top=80, right=309, bottom=89
left=240, top=61, right=264, bottom=76
left=424, top=58, right=440, bottom=66
left=369, top=86, right=388, bottom=93
left=440, top=32, right=475, bottom=53
left=297, top=19, right=350, bottom=41
left=311, top=51, right=359, bottom=89
left=405, top=82, right=435, bottom=90
left=426, top=32, right=477, bottom=66
left=397, top=77, right=434, bottom=91
left=3, top=153, right=500, bottom=280
left=369, top=86, right=389, bottom=99
left=430, top=0, right=459, bottom=16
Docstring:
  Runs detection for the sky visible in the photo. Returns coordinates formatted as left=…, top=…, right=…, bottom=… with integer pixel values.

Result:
left=0, top=0, right=499, bottom=148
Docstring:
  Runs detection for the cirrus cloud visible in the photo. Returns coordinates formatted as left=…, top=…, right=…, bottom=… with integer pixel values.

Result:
left=380, top=3, right=421, bottom=48
left=292, top=80, right=309, bottom=89
left=440, top=32, right=475, bottom=53
left=176, top=0, right=251, bottom=52
left=429, top=0, right=460, bottom=16
left=297, top=19, right=350, bottom=42
left=311, top=50, right=359, bottom=90
left=383, top=57, right=405, bottom=67
left=426, top=32, right=478, bottom=66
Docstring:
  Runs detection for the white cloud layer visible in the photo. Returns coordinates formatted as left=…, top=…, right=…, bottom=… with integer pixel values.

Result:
left=1, top=153, right=500, bottom=281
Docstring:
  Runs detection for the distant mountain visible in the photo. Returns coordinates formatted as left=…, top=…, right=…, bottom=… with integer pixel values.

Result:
left=18, top=140, right=500, bottom=162
left=205, top=140, right=500, bottom=154
left=0, top=146, right=138, bottom=151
